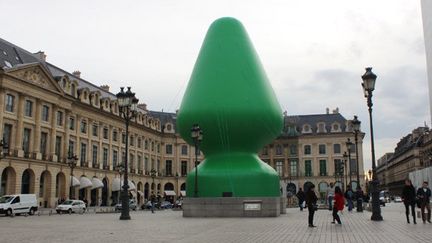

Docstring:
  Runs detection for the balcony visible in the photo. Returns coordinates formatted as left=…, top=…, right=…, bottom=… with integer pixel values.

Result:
left=93, top=163, right=100, bottom=169
left=81, top=161, right=88, bottom=167
left=130, top=168, right=136, bottom=174
left=138, top=169, right=143, bottom=175
left=103, top=165, right=109, bottom=170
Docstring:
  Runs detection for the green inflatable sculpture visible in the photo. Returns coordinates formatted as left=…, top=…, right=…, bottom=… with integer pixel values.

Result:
left=177, top=17, right=283, bottom=198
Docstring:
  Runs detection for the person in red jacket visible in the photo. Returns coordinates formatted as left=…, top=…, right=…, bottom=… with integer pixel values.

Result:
left=332, top=186, right=344, bottom=225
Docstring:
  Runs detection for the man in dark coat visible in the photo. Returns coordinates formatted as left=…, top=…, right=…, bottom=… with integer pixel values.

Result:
left=402, top=179, right=416, bottom=224
left=305, top=185, right=318, bottom=228
left=417, top=181, right=431, bottom=223
left=296, top=188, right=305, bottom=211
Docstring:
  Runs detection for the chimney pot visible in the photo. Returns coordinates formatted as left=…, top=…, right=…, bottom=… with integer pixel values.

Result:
left=72, top=70, right=81, bottom=78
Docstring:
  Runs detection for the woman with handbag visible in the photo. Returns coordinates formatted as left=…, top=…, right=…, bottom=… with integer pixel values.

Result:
left=306, top=184, right=318, bottom=228
left=331, top=186, right=344, bottom=225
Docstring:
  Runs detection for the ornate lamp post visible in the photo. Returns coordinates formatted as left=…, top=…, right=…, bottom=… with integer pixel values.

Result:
left=116, top=87, right=139, bottom=220
left=191, top=124, right=203, bottom=197
left=361, top=67, right=383, bottom=221
left=0, top=139, right=8, bottom=159
left=352, top=116, right=361, bottom=187
left=67, top=154, right=78, bottom=199
left=115, top=163, right=125, bottom=204
left=345, top=138, right=353, bottom=187
left=150, top=168, right=157, bottom=194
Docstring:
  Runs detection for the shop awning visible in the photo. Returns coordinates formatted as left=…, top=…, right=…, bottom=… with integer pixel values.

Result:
left=70, top=176, right=80, bottom=187
left=137, top=191, right=144, bottom=197
left=180, top=191, right=186, bottom=197
left=164, top=190, right=176, bottom=196
left=79, top=177, right=92, bottom=189
left=112, top=178, right=136, bottom=191
left=130, top=191, right=137, bottom=198
left=91, top=178, right=104, bottom=189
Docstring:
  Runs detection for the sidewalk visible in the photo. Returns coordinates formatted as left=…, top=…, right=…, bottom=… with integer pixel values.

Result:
left=0, top=203, right=431, bottom=243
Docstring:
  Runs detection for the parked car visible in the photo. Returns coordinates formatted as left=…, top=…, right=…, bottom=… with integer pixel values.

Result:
left=0, top=194, right=38, bottom=216
left=160, top=201, right=173, bottom=209
left=394, top=196, right=402, bottom=203
left=379, top=191, right=386, bottom=206
left=141, top=201, right=160, bottom=210
left=56, top=200, right=86, bottom=214
left=115, top=199, right=137, bottom=211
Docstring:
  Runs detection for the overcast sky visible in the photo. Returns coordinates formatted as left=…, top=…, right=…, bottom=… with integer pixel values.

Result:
left=0, top=0, right=429, bottom=171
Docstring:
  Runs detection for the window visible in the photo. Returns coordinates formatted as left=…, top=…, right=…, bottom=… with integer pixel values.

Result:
left=92, top=124, right=98, bottom=137
left=305, top=160, right=312, bottom=177
left=24, top=100, right=33, bottom=117
left=157, top=143, right=160, bottom=153
left=181, top=161, right=187, bottom=176
left=112, top=130, right=118, bottom=141
left=333, top=144, right=341, bottom=154
left=23, top=128, right=31, bottom=154
left=165, top=160, right=172, bottom=176
left=56, top=111, right=63, bottom=126
left=317, top=123, right=326, bottom=133
left=42, top=105, right=49, bottom=122
left=332, top=123, right=340, bottom=131
left=137, top=138, right=142, bottom=148
left=122, top=133, right=126, bottom=144
left=318, top=144, right=326, bottom=155
left=130, top=136, right=134, bottom=146
left=275, top=145, right=283, bottom=155
left=166, top=144, right=173, bottom=154
left=103, top=148, right=108, bottom=168
left=334, top=159, right=343, bottom=176
left=151, top=141, right=154, bottom=151
left=3, top=124, right=12, bottom=150
left=69, top=117, right=75, bottom=130
left=289, top=144, right=297, bottom=155
left=275, top=161, right=283, bottom=176
left=262, top=147, right=268, bottom=155
left=112, top=150, right=118, bottom=168
left=302, top=124, right=310, bottom=133
left=144, top=140, right=148, bottom=150
left=290, top=160, right=298, bottom=177
left=181, top=145, right=188, bottom=155
left=5, top=94, right=14, bottom=112
left=54, top=136, right=61, bottom=158
left=80, top=120, right=87, bottom=133
left=68, top=140, right=75, bottom=157
left=137, top=155, right=142, bottom=170
left=350, top=159, right=357, bottom=175
left=304, top=145, right=311, bottom=155
left=80, top=143, right=87, bottom=165
left=103, top=127, right=108, bottom=139
left=319, top=160, right=327, bottom=176
left=40, top=132, right=48, bottom=156
left=92, top=145, right=98, bottom=164
left=71, top=84, right=76, bottom=97
left=129, top=153, right=134, bottom=170
left=144, top=157, right=149, bottom=171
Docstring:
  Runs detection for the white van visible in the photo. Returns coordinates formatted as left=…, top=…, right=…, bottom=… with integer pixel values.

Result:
left=0, top=194, right=38, bottom=216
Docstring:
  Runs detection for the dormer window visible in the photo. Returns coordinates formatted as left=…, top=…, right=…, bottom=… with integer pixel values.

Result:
left=302, top=124, right=311, bottom=134
left=331, top=123, right=341, bottom=133
left=317, top=122, right=326, bottom=133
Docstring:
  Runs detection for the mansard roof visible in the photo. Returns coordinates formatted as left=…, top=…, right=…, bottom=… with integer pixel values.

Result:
left=282, top=113, right=348, bottom=137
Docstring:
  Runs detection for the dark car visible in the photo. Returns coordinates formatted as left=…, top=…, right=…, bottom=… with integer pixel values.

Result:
left=160, top=201, right=173, bottom=209
left=115, top=199, right=137, bottom=211
left=141, top=201, right=161, bottom=210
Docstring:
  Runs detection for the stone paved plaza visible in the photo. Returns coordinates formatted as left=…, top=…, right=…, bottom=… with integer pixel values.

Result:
left=0, top=203, right=431, bottom=243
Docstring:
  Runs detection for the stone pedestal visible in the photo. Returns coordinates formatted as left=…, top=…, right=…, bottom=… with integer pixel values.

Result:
left=280, top=197, right=287, bottom=214
left=183, top=197, right=282, bottom=217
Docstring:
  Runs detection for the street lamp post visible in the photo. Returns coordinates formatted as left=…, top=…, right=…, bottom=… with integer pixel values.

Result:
left=352, top=115, right=363, bottom=212
left=116, top=87, right=139, bottom=220
left=191, top=124, right=203, bottom=198
left=346, top=138, right=353, bottom=187
left=116, top=163, right=125, bottom=204
left=150, top=169, right=156, bottom=194
left=67, top=154, right=78, bottom=199
left=361, top=67, right=383, bottom=221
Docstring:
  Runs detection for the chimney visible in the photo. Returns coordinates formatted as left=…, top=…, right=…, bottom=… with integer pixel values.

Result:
left=72, top=70, right=81, bottom=78
left=326, top=108, right=329, bottom=114
left=34, top=51, right=46, bottom=61
left=332, top=107, right=339, bottom=114
left=100, top=85, right=110, bottom=92
left=137, top=103, right=147, bottom=110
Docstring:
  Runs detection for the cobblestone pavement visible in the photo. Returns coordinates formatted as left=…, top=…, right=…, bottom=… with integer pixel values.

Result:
left=0, top=203, right=431, bottom=243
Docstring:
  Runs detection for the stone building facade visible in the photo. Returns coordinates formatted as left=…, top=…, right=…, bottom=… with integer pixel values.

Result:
left=0, top=38, right=365, bottom=207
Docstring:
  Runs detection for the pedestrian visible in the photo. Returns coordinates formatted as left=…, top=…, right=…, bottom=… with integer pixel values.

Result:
left=402, top=179, right=416, bottom=224
left=416, top=181, right=431, bottom=223
left=296, top=188, right=306, bottom=211
left=344, top=186, right=354, bottom=212
left=356, top=186, right=364, bottom=212
left=326, top=182, right=335, bottom=211
left=150, top=192, right=156, bottom=213
left=331, top=186, right=344, bottom=225
left=306, top=185, right=318, bottom=228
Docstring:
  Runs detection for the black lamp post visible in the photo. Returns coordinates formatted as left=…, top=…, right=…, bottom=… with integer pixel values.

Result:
left=0, top=139, right=8, bottom=159
left=352, top=116, right=361, bottom=187
left=346, top=138, right=353, bottom=187
left=116, top=87, right=139, bottom=220
left=361, top=67, right=383, bottom=221
left=191, top=124, right=203, bottom=197
left=150, top=168, right=157, bottom=194
left=67, top=154, right=78, bottom=199
left=116, top=163, right=125, bottom=204
left=343, top=152, right=348, bottom=191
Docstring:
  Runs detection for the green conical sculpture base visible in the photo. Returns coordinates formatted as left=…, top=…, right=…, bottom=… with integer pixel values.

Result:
left=177, top=17, right=283, bottom=198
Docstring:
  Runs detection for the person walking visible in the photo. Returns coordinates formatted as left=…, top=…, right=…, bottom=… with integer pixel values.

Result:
left=306, top=185, right=318, bottom=228
left=296, top=188, right=306, bottom=211
left=150, top=192, right=156, bottom=213
left=331, top=186, right=344, bottom=225
left=416, top=181, right=431, bottom=223
left=402, top=179, right=416, bottom=224
left=344, top=186, right=354, bottom=212
left=356, top=186, right=364, bottom=212
left=326, top=182, right=335, bottom=211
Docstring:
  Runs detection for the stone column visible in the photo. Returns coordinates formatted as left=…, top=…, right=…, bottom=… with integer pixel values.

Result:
left=50, top=105, right=58, bottom=162
left=15, top=93, right=25, bottom=157
left=87, top=119, right=93, bottom=168
left=63, top=110, right=71, bottom=159
left=33, top=99, right=42, bottom=160
left=0, top=89, right=5, bottom=138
